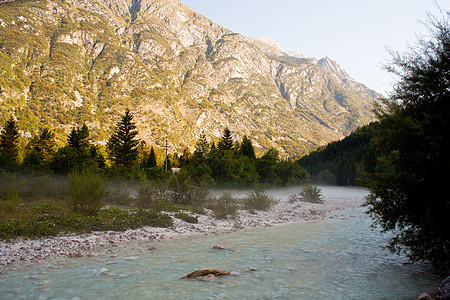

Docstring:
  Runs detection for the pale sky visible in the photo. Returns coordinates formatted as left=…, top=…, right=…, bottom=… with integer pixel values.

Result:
left=181, top=0, right=448, bottom=95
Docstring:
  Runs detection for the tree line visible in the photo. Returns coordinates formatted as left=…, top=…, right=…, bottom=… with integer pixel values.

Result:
left=0, top=109, right=308, bottom=187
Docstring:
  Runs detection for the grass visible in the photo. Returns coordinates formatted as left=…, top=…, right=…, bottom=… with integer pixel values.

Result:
left=0, top=173, right=179, bottom=240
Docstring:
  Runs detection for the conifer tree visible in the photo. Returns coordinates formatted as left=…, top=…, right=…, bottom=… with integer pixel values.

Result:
left=107, top=109, right=140, bottom=169
left=23, top=127, right=56, bottom=170
left=194, top=131, right=210, bottom=160
left=0, top=116, right=20, bottom=168
left=68, top=124, right=90, bottom=155
left=218, top=127, right=234, bottom=151
left=146, top=146, right=157, bottom=168
left=239, top=135, right=256, bottom=159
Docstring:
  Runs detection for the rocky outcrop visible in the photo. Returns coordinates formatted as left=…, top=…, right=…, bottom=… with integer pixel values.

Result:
left=0, top=0, right=379, bottom=157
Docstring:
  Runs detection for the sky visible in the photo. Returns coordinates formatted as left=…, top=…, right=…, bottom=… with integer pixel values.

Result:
left=181, top=0, right=448, bottom=95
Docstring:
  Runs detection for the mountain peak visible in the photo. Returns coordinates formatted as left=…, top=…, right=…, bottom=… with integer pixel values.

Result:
left=0, top=0, right=378, bottom=158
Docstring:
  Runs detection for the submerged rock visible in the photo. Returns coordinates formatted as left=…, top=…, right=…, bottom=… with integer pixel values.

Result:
left=213, top=244, right=227, bottom=250
left=180, top=269, right=230, bottom=279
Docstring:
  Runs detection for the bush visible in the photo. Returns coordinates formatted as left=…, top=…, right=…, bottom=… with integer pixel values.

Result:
left=174, top=212, right=198, bottom=224
left=136, top=181, right=167, bottom=210
left=210, top=192, right=240, bottom=219
left=243, top=187, right=277, bottom=211
left=67, top=169, right=108, bottom=215
left=167, top=170, right=209, bottom=206
left=298, top=184, right=324, bottom=204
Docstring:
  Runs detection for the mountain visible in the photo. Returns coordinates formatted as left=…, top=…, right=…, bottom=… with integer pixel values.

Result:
left=0, top=0, right=379, bottom=158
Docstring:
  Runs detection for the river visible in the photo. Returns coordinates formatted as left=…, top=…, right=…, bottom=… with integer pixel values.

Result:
left=0, top=186, right=441, bottom=299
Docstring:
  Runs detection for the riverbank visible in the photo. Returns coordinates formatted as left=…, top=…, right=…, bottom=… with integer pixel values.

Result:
left=0, top=188, right=365, bottom=268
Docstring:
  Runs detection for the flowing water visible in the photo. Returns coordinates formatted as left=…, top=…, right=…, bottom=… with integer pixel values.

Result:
left=0, top=187, right=441, bottom=299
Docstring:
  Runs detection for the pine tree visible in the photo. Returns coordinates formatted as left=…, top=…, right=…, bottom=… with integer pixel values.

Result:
left=146, top=146, right=157, bottom=168
left=68, top=124, right=90, bottom=155
left=218, top=127, right=234, bottom=151
left=0, top=116, right=20, bottom=168
left=23, top=127, right=56, bottom=170
left=107, top=109, right=140, bottom=169
left=239, top=135, right=256, bottom=159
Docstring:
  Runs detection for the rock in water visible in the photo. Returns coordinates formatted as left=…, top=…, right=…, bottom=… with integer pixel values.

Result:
left=180, top=269, right=230, bottom=279
left=203, top=274, right=216, bottom=281
left=416, top=292, right=432, bottom=300
left=439, top=276, right=450, bottom=300
left=213, top=244, right=227, bottom=250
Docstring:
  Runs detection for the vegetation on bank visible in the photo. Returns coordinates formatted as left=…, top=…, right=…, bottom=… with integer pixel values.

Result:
left=297, top=122, right=381, bottom=185
left=363, top=13, right=450, bottom=274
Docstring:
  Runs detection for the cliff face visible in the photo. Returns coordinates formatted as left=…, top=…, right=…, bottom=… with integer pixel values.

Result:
left=0, top=0, right=379, bottom=157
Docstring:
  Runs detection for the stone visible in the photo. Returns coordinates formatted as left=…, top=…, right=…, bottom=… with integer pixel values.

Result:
left=438, top=276, right=450, bottom=300
left=213, top=244, right=227, bottom=250
left=416, top=292, right=432, bottom=300
left=180, top=269, right=230, bottom=279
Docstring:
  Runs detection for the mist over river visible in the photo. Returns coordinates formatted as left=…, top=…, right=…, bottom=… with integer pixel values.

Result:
left=0, top=187, right=441, bottom=299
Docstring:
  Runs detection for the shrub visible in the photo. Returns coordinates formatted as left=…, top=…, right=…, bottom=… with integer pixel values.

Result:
left=167, top=170, right=209, bottom=206
left=243, top=187, right=277, bottom=211
left=67, top=169, right=108, bottom=215
left=210, top=192, right=240, bottom=219
left=298, top=184, right=324, bottom=204
left=174, top=212, right=198, bottom=224
left=137, top=181, right=167, bottom=210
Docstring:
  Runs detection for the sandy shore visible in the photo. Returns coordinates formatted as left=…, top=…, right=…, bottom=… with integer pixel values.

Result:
left=0, top=192, right=364, bottom=268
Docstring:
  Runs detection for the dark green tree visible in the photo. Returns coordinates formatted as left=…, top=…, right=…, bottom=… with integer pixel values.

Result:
left=256, top=148, right=280, bottom=184
left=107, top=109, right=140, bottom=169
left=146, top=146, right=157, bottom=168
left=218, top=127, right=234, bottom=151
left=194, top=131, right=210, bottom=160
left=23, top=127, right=56, bottom=171
left=0, top=116, right=20, bottom=168
left=364, top=12, right=450, bottom=273
left=68, top=124, right=90, bottom=155
left=239, top=135, right=256, bottom=159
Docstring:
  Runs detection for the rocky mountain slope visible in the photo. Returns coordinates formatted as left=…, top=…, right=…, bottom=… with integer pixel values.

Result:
left=0, top=0, right=379, bottom=157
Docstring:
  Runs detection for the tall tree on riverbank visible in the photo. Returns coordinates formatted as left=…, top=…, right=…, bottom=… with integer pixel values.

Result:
left=0, top=116, right=20, bottom=168
left=107, top=109, right=140, bottom=169
left=218, top=127, right=234, bottom=151
left=364, top=12, right=450, bottom=273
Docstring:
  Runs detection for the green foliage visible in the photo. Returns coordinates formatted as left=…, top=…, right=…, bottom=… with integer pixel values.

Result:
left=243, top=187, right=277, bottom=211
left=68, top=124, right=90, bottom=154
left=298, top=122, right=380, bottom=185
left=67, top=169, right=107, bottom=215
left=210, top=192, right=240, bottom=219
left=166, top=169, right=209, bottom=206
left=239, top=135, right=256, bottom=159
left=137, top=181, right=167, bottom=210
left=107, top=109, right=140, bottom=170
left=23, top=127, right=56, bottom=171
left=174, top=212, right=198, bottom=224
left=145, top=146, right=157, bottom=168
left=295, top=184, right=324, bottom=204
left=0, top=116, right=20, bottom=168
left=218, top=127, right=234, bottom=151
left=364, top=12, right=450, bottom=273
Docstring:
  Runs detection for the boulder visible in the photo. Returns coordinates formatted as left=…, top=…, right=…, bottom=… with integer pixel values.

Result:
left=180, top=269, right=230, bottom=279
left=213, top=244, right=227, bottom=250
left=438, top=276, right=450, bottom=300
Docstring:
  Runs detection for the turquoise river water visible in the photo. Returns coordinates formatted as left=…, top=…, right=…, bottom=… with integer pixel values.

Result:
left=0, top=187, right=442, bottom=299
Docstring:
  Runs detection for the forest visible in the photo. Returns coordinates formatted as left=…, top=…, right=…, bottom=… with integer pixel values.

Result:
left=0, top=109, right=308, bottom=187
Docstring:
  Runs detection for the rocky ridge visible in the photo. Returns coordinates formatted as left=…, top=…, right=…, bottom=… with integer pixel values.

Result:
left=0, top=0, right=379, bottom=157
